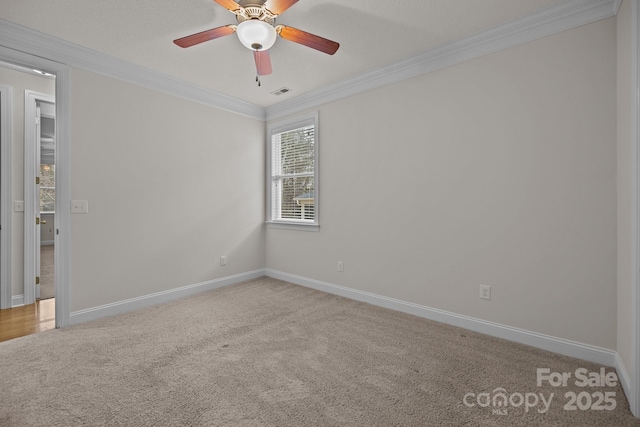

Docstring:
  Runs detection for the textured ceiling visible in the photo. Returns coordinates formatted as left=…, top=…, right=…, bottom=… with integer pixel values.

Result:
left=0, top=0, right=567, bottom=107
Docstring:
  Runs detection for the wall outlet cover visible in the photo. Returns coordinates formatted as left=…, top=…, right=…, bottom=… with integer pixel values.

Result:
left=480, top=285, right=491, bottom=300
left=71, top=200, right=89, bottom=214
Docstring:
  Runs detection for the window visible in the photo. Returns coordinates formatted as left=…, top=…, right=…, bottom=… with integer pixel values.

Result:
left=267, top=112, right=318, bottom=229
left=40, top=164, right=55, bottom=213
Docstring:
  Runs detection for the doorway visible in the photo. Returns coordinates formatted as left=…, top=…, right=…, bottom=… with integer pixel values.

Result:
left=0, top=42, right=70, bottom=329
left=0, top=61, right=60, bottom=328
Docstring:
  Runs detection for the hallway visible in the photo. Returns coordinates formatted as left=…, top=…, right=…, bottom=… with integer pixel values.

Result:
left=0, top=299, right=55, bottom=342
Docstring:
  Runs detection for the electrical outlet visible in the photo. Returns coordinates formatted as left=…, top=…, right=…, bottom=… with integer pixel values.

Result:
left=479, top=285, right=491, bottom=300
left=337, top=261, right=344, bottom=272
left=220, top=256, right=227, bottom=266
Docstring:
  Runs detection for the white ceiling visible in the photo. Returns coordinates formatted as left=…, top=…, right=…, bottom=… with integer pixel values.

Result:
left=1, top=0, right=570, bottom=107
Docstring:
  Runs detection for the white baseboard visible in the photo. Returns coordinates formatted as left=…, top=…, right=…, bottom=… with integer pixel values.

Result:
left=65, top=268, right=619, bottom=374
left=12, top=294, right=24, bottom=307
left=265, top=269, right=617, bottom=367
left=616, top=352, right=633, bottom=406
left=69, top=269, right=265, bottom=325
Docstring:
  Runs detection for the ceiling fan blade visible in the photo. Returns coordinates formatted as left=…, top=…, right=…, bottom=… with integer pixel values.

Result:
left=213, top=0, right=241, bottom=12
left=264, top=0, right=299, bottom=16
left=277, top=26, right=339, bottom=55
left=254, top=50, right=273, bottom=76
left=173, top=25, right=236, bottom=48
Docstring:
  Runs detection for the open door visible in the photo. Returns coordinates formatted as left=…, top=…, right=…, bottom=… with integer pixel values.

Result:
left=35, top=105, right=41, bottom=299
left=38, top=102, right=56, bottom=301
left=24, top=91, right=54, bottom=305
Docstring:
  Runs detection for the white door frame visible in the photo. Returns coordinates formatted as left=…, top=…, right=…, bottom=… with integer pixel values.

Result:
left=24, top=91, right=53, bottom=305
left=0, top=84, right=12, bottom=309
left=0, top=46, right=70, bottom=327
left=633, top=0, right=640, bottom=417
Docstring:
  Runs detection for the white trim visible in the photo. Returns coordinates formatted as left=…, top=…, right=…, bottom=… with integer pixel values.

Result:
left=266, top=222, right=319, bottom=232
left=617, top=352, right=633, bottom=411
left=53, top=66, right=71, bottom=328
left=633, top=0, right=640, bottom=417
left=266, top=111, right=319, bottom=227
left=0, top=61, right=56, bottom=80
left=69, top=269, right=265, bottom=325
left=265, top=269, right=617, bottom=367
left=0, top=20, right=264, bottom=121
left=265, top=0, right=621, bottom=120
left=0, top=84, right=12, bottom=309
left=11, top=294, right=24, bottom=307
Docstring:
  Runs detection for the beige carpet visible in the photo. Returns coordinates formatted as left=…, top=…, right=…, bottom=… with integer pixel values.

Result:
left=39, top=245, right=54, bottom=300
left=0, top=277, right=638, bottom=426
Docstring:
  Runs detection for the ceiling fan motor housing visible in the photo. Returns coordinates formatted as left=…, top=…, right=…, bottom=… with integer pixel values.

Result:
left=236, top=5, right=276, bottom=25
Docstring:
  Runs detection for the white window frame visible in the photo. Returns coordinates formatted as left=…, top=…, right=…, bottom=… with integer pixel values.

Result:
left=266, top=111, right=319, bottom=231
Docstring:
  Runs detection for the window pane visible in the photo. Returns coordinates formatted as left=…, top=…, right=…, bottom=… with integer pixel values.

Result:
left=40, top=164, right=54, bottom=186
left=279, top=177, right=314, bottom=221
left=40, top=188, right=55, bottom=213
left=40, top=164, right=55, bottom=213
left=279, top=125, right=314, bottom=175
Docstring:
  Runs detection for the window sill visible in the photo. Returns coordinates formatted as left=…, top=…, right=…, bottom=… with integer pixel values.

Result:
left=266, top=221, right=319, bottom=232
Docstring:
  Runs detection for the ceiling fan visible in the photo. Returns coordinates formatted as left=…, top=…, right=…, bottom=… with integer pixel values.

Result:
left=173, top=0, right=340, bottom=84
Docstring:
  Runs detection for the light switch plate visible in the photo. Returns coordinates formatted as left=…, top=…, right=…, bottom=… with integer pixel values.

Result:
left=71, top=200, right=89, bottom=214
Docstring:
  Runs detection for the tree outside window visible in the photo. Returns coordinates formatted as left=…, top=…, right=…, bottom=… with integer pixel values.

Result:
left=276, top=125, right=315, bottom=221
left=40, top=164, right=55, bottom=213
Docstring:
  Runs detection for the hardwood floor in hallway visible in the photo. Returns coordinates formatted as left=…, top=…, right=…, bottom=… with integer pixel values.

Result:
left=0, top=298, right=55, bottom=342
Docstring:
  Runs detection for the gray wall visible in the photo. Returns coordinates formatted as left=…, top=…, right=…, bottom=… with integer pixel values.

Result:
left=68, top=68, right=266, bottom=311
left=266, top=17, right=617, bottom=349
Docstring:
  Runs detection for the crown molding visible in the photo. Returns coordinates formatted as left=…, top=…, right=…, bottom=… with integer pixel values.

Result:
left=0, top=0, right=620, bottom=123
left=265, top=0, right=621, bottom=120
left=0, top=19, right=265, bottom=120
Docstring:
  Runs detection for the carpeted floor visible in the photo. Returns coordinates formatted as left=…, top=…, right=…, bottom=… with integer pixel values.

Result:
left=0, top=277, right=638, bottom=426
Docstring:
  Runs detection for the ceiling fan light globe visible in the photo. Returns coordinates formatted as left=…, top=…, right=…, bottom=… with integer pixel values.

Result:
left=237, top=20, right=277, bottom=51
